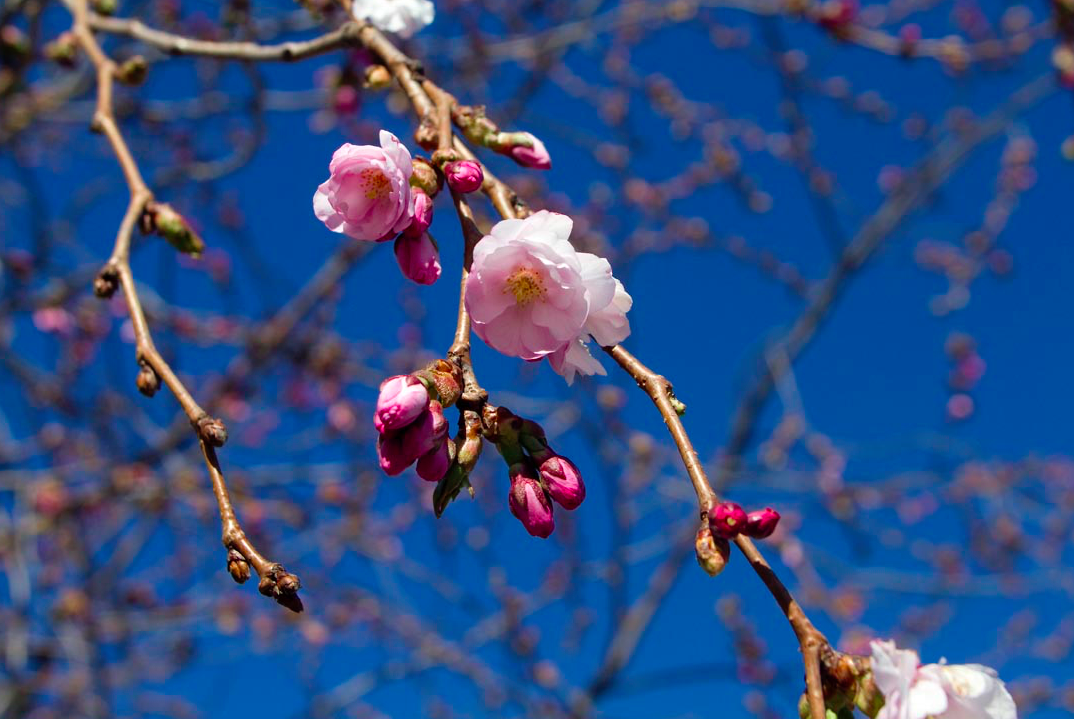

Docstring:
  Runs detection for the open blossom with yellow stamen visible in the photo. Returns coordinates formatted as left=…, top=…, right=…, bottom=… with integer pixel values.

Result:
left=465, top=210, right=631, bottom=369
left=313, top=130, right=415, bottom=241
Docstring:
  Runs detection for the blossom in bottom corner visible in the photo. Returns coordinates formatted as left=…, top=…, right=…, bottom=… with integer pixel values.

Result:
left=869, top=640, right=1016, bottom=719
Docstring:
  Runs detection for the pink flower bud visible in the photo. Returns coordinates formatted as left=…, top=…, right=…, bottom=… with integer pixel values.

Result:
left=509, top=463, right=555, bottom=538
left=744, top=507, right=781, bottom=539
left=403, top=190, right=433, bottom=237
left=536, top=453, right=585, bottom=510
left=710, top=501, right=748, bottom=539
left=374, top=375, right=428, bottom=433
left=416, top=436, right=452, bottom=482
left=444, top=160, right=484, bottom=193
left=377, top=400, right=447, bottom=475
left=332, top=85, right=360, bottom=115
left=394, top=232, right=441, bottom=285
left=507, top=132, right=551, bottom=170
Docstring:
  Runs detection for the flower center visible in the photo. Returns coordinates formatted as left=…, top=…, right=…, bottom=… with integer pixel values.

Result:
left=504, top=267, right=546, bottom=306
left=359, top=168, right=391, bottom=200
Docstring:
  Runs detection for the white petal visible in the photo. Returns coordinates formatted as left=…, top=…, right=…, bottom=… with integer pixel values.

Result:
left=549, top=338, right=606, bottom=385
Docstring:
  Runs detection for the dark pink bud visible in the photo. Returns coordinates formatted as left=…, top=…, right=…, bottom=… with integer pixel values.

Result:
left=710, top=501, right=748, bottom=539
left=376, top=401, right=447, bottom=476
left=416, top=436, right=452, bottom=482
left=404, top=190, right=434, bottom=238
left=444, top=160, right=484, bottom=193
left=394, top=232, right=441, bottom=285
left=504, top=132, right=551, bottom=169
left=508, top=462, right=555, bottom=538
left=332, top=85, right=360, bottom=115
left=744, top=507, right=781, bottom=539
left=536, top=453, right=585, bottom=510
left=374, top=375, right=428, bottom=433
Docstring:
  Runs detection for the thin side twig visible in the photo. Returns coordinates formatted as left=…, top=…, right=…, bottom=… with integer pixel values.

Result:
left=65, top=0, right=302, bottom=611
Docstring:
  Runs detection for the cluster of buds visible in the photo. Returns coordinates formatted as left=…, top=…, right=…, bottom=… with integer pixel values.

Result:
left=710, top=501, right=780, bottom=540
left=452, top=104, right=552, bottom=170
left=492, top=409, right=584, bottom=538
left=374, top=360, right=462, bottom=483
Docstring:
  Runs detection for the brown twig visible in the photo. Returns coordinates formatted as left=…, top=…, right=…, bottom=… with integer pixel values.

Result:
left=446, top=189, right=487, bottom=410
left=65, top=0, right=301, bottom=610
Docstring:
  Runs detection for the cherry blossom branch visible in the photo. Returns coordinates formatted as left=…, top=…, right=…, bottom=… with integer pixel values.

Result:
left=604, top=343, right=827, bottom=719
left=64, top=0, right=301, bottom=611
left=87, top=13, right=364, bottom=62
left=603, top=346, right=714, bottom=514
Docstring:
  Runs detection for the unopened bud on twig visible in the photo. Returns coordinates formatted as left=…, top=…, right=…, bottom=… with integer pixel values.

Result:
left=432, top=463, right=474, bottom=518
left=136, top=361, right=161, bottom=397
left=91, top=0, right=117, bottom=15
left=93, top=267, right=119, bottom=298
left=363, top=64, right=391, bottom=90
left=146, top=202, right=205, bottom=258
left=409, top=156, right=442, bottom=197
left=413, top=359, right=462, bottom=408
left=226, top=549, right=251, bottom=584
left=444, top=160, right=484, bottom=193
left=116, top=55, right=148, bottom=85
left=710, top=500, right=748, bottom=539
left=196, top=415, right=229, bottom=447
left=257, top=563, right=303, bottom=612
left=45, top=32, right=78, bottom=68
left=695, top=523, right=731, bottom=576
left=743, top=507, right=781, bottom=539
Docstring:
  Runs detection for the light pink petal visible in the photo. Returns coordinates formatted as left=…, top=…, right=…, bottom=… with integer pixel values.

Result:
left=576, top=252, right=616, bottom=312
left=585, top=278, right=632, bottom=347
left=550, top=338, right=606, bottom=385
left=379, top=130, right=413, bottom=176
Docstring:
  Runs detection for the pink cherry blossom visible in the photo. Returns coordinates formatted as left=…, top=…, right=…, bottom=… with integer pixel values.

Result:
left=870, top=641, right=950, bottom=719
left=465, top=211, right=608, bottom=359
left=918, top=662, right=1016, bottom=719
left=394, top=232, right=441, bottom=285
left=313, top=130, right=415, bottom=241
